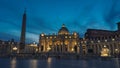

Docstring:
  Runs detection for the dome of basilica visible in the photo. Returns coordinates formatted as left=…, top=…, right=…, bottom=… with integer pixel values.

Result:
left=58, top=24, right=69, bottom=35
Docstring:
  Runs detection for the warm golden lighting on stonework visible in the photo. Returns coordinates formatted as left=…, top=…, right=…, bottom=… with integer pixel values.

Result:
left=30, top=43, right=37, bottom=47
left=50, top=42, right=52, bottom=45
left=50, top=36, right=52, bottom=39
left=36, top=48, right=38, bottom=52
left=65, top=41, right=68, bottom=45
left=39, top=24, right=79, bottom=53
left=101, top=46, right=110, bottom=57
left=75, top=42, right=77, bottom=45
left=47, top=47, right=51, bottom=51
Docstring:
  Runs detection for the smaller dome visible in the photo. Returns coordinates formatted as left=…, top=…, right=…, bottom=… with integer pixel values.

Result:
left=58, top=24, right=69, bottom=35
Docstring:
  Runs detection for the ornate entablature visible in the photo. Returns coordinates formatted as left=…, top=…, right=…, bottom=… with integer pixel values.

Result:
left=39, top=24, right=80, bottom=53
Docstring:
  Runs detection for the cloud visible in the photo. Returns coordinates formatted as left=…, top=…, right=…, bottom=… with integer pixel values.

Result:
left=27, top=17, right=58, bottom=33
left=0, top=32, right=19, bottom=41
left=0, top=0, right=120, bottom=43
left=0, top=19, right=20, bottom=28
left=103, top=0, right=120, bottom=30
left=26, top=32, right=39, bottom=43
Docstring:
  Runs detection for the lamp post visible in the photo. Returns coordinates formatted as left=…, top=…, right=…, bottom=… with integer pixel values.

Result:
left=52, top=39, right=55, bottom=53
left=100, top=45, right=110, bottom=57
left=112, top=38, right=115, bottom=56
left=97, top=40, right=100, bottom=55
left=12, top=46, right=18, bottom=57
left=13, top=47, right=18, bottom=51
left=115, top=48, right=119, bottom=57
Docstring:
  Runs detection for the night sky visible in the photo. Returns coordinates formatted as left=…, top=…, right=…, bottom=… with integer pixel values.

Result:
left=0, top=0, right=120, bottom=43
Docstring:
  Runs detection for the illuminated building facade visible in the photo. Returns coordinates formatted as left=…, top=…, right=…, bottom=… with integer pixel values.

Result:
left=39, top=24, right=80, bottom=53
left=85, top=22, right=120, bottom=56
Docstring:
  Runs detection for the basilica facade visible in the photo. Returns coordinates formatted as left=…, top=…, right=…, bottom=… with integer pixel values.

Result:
left=38, top=23, right=120, bottom=56
left=39, top=24, right=80, bottom=53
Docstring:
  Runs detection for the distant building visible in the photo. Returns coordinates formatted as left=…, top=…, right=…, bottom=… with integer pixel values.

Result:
left=24, top=42, right=38, bottom=53
left=85, top=22, right=120, bottom=56
left=39, top=24, right=81, bottom=53
left=0, top=40, right=19, bottom=56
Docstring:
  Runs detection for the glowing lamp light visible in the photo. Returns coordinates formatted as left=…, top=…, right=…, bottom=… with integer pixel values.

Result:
left=91, top=41, right=93, bottom=43
left=75, top=42, right=77, bottom=45
left=98, top=40, right=100, bottom=43
left=65, top=36, right=67, bottom=38
left=41, top=34, right=44, bottom=36
left=73, top=32, right=77, bottom=35
left=104, top=45, right=106, bottom=48
left=105, top=40, right=107, bottom=42
left=71, top=48, right=74, bottom=51
left=50, top=36, right=52, bottom=39
left=115, top=49, right=119, bottom=54
left=13, top=47, right=18, bottom=51
left=69, top=36, right=71, bottom=38
left=30, top=44, right=37, bottom=47
left=36, top=48, right=38, bottom=52
left=112, top=38, right=115, bottom=41
left=115, top=49, right=118, bottom=52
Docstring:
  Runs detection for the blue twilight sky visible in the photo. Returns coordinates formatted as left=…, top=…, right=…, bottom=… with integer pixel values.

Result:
left=0, top=0, right=120, bottom=43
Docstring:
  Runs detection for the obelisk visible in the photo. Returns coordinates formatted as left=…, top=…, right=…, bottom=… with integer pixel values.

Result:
left=20, top=9, right=26, bottom=50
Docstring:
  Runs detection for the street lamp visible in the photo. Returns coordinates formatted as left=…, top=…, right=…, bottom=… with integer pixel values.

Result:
left=71, top=48, right=74, bottom=52
left=12, top=46, right=18, bottom=56
left=105, top=40, right=107, bottom=42
left=115, top=49, right=118, bottom=51
left=41, top=33, right=44, bottom=36
left=13, top=47, right=18, bottom=51
left=115, top=49, right=119, bottom=57
left=112, top=38, right=115, bottom=41
left=103, top=45, right=106, bottom=48
left=91, top=41, right=93, bottom=43
left=98, top=40, right=100, bottom=43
